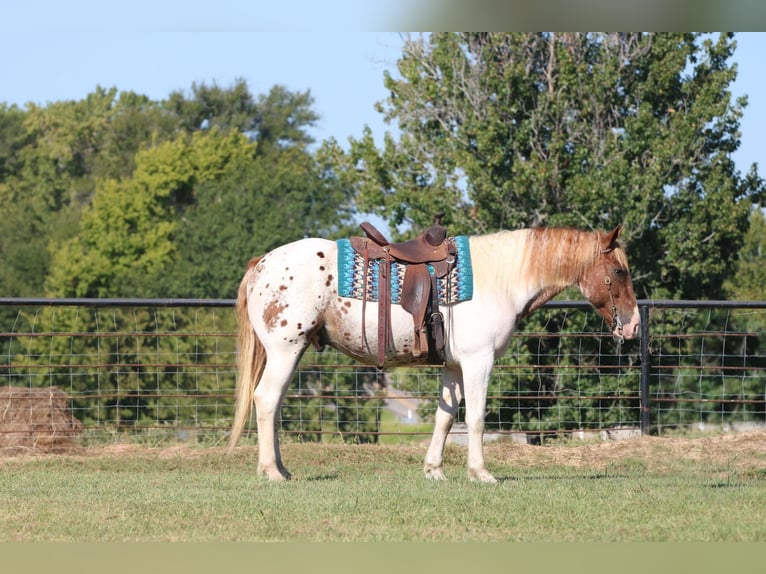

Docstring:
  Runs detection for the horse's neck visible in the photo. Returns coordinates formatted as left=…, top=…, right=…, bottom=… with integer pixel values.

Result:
left=471, top=228, right=595, bottom=312
left=524, top=227, right=596, bottom=289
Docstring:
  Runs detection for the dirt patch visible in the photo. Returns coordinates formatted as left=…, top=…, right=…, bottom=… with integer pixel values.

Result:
left=0, top=386, right=82, bottom=454
left=487, top=431, right=766, bottom=473
left=1, top=423, right=764, bottom=476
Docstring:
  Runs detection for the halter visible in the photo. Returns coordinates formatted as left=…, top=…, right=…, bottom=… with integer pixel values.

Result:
left=604, top=275, right=624, bottom=344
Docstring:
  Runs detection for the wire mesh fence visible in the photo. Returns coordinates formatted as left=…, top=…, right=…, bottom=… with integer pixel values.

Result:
left=0, top=298, right=764, bottom=447
left=645, top=303, right=766, bottom=434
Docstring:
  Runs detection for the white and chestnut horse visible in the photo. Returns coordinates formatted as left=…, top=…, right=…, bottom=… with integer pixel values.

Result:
left=229, top=225, right=640, bottom=482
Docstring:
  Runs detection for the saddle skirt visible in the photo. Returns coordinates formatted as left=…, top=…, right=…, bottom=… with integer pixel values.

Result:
left=336, top=235, right=474, bottom=305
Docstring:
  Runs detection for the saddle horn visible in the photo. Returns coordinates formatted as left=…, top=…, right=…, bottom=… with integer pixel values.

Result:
left=425, top=212, right=447, bottom=246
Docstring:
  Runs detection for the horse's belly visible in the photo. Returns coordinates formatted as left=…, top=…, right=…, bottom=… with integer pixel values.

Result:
left=323, top=298, right=431, bottom=365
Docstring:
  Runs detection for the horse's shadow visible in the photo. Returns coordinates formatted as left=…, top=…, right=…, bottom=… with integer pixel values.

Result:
left=302, top=473, right=340, bottom=482
left=275, top=471, right=630, bottom=483
left=493, top=472, right=632, bottom=483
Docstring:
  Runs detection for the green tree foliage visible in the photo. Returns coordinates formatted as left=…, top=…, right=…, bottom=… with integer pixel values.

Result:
left=722, top=208, right=766, bottom=415
left=325, top=32, right=762, bottom=300
left=2, top=80, right=371, bottom=438
left=9, top=305, right=235, bottom=431
left=726, top=207, right=766, bottom=301
left=165, top=81, right=318, bottom=151
left=0, top=88, right=178, bottom=299
left=3, top=38, right=762, bottom=437
left=161, top=83, right=355, bottom=299
left=45, top=129, right=256, bottom=298
left=165, top=147, right=355, bottom=299
left=323, top=32, right=764, bottom=432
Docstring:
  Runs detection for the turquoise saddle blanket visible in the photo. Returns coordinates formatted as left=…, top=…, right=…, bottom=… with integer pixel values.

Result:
left=336, top=235, right=473, bottom=305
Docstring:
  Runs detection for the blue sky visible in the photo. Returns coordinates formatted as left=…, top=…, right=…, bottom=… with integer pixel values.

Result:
left=2, top=5, right=763, bottom=178
left=727, top=32, right=765, bottom=176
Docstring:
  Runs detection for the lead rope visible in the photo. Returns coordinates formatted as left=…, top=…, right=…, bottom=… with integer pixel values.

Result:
left=603, top=275, right=624, bottom=346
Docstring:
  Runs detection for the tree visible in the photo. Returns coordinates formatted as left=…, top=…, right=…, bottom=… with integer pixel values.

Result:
left=165, top=79, right=261, bottom=133
left=0, top=88, right=180, bottom=300
left=161, top=83, right=355, bottom=299
left=165, top=80, right=318, bottom=152
left=11, top=81, right=369, bottom=437
left=726, top=207, right=766, bottom=301
left=324, top=32, right=762, bottom=300
left=15, top=129, right=256, bottom=429
left=723, top=207, right=766, bottom=417
left=0, top=103, right=29, bottom=185
left=322, top=32, right=765, bottom=433
left=164, top=147, right=355, bottom=299
left=44, top=129, right=256, bottom=298
left=0, top=91, right=115, bottom=298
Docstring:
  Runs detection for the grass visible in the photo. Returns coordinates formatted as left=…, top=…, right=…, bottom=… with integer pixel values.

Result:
left=1, top=435, right=765, bottom=542
left=377, top=408, right=434, bottom=445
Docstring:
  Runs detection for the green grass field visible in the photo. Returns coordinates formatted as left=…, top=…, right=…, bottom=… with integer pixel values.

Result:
left=1, top=433, right=765, bottom=542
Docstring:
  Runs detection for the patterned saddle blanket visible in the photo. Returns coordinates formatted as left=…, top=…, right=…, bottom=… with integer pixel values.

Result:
left=336, top=235, right=474, bottom=305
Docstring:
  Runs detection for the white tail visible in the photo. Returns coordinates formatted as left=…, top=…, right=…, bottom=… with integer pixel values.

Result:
left=228, top=257, right=267, bottom=450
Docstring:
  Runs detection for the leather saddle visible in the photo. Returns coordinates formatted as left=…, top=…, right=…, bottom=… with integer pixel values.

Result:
left=349, top=213, right=456, bottom=367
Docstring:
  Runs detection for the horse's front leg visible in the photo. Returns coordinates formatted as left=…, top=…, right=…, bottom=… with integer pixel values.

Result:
left=423, top=365, right=463, bottom=480
left=461, top=355, right=497, bottom=483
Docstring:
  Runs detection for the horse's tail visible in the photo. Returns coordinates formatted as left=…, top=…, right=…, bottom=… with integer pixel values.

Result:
left=228, top=256, right=267, bottom=450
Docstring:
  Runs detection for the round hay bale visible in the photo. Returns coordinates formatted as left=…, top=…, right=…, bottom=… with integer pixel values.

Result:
left=0, top=386, right=82, bottom=454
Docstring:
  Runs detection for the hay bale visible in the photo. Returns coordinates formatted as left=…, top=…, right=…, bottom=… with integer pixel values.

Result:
left=0, top=386, right=82, bottom=453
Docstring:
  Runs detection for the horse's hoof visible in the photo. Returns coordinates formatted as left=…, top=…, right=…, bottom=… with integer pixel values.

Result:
left=468, top=468, right=498, bottom=484
left=424, top=466, right=448, bottom=481
left=266, top=471, right=291, bottom=481
left=258, top=465, right=292, bottom=481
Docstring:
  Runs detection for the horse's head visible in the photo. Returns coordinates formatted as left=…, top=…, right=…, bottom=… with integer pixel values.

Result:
left=578, top=225, right=640, bottom=342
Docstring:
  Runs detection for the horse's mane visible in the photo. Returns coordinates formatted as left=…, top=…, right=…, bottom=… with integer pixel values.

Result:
left=469, top=227, right=628, bottom=300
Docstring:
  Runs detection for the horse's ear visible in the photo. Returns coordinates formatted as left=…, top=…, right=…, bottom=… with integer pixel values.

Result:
left=601, top=224, right=623, bottom=253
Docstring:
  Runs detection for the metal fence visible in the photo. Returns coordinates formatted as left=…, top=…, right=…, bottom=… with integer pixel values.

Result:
left=0, top=298, right=764, bottom=445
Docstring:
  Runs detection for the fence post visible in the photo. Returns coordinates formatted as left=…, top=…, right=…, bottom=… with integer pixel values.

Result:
left=639, top=303, right=650, bottom=435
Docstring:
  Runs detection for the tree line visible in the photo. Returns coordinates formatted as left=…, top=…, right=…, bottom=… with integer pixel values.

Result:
left=1, top=32, right=764, bottom=437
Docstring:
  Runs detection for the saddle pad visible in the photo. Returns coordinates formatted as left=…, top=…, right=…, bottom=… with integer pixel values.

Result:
left=336, top=235, right=473, bottom=305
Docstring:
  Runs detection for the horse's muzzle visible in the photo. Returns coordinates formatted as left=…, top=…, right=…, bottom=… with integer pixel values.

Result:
left=615, top=307, right=640, bottom=340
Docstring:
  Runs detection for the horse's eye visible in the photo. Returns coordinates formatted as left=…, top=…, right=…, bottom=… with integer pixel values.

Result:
left=613, top=267, right=627, bottom=278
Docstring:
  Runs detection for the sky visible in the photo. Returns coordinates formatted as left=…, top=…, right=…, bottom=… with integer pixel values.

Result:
left=2, top=4, right=764, bottom=180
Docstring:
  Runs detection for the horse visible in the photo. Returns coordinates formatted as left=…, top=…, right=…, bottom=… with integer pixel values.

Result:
left=228, top=224, right=640, bottom=483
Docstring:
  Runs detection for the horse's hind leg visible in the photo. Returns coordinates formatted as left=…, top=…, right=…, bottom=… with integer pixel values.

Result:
left=254, top=352, right=303, bottom=481
left=423, top=365, right=463, bottom=480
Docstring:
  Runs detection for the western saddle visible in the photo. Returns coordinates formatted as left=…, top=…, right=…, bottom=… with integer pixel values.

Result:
left=349, top=213, right=457, bottom=367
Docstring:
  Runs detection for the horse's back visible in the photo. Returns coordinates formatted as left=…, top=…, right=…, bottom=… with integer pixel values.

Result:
left=250, top=237, right=337, bottom=278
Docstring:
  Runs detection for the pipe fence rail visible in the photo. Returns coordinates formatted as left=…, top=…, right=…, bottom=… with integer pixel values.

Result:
left=0, top=298, right=764, bottom=445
